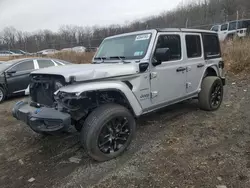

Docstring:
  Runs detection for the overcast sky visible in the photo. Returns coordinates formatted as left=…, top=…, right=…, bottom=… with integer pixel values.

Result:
left=0, top=0, right=184, bottom=32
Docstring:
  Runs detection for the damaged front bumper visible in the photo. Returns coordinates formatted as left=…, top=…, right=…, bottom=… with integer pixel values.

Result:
left=12, top=101, right=71, bottom=133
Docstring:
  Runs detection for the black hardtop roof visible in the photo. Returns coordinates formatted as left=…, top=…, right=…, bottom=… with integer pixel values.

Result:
left=105, top=28, right=217, bottom=39
left=156, top=28, right=217, bottom=34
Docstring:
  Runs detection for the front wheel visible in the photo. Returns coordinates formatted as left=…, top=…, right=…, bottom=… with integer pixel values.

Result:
left=81, top=104, right=136, bottom=162
left=199, top=76, right=224, bottom=111
left=0, top=87, right=6, bottom=103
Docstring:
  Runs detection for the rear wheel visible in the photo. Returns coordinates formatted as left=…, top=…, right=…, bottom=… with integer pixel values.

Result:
left=81, top=104, right=136, bottom=162
left=199, top=76, right=223, bottom=111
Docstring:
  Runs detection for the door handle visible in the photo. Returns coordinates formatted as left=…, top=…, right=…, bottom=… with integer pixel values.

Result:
left=176, top=67, right=186, bottom=72
left=197, top=64, right=205, bottom=68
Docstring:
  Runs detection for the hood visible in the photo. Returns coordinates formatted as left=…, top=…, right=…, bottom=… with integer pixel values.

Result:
left=31, top=63, right=139, bottom=82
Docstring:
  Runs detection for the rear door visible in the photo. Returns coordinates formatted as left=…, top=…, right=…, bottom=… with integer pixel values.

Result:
left=202, top=33, right=223, bottom=75
left=6, top=60, right=35, bottom=94
left=185, top=33, right=205, bottom=95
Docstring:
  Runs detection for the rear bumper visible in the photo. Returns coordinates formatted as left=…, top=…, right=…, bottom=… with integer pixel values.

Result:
left=12, top=101, right=71, bottom=133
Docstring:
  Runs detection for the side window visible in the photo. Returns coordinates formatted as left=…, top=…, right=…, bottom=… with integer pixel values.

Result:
left=229, top=22, right=237, bottom=31
left=37, top=60, right=55, bottom=68
left=221, top=24, right=228, bottom=31
left=203, top=34, right=221, bottom=59
left=12, top=60, right=34, bottom=72
left=211, top=25, right=219, bottom=32
left=155, top=34, right=181, bottom=61
left=185, top=35, right=202, bottom=58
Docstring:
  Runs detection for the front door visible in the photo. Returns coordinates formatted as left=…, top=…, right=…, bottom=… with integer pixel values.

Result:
left=219, top=23, right=229, bottom=41
left=184, top=33, right=206, bottom=94
left=6, top=60, right=35, bottom=94
left=150, top=33, right=187, bottom=107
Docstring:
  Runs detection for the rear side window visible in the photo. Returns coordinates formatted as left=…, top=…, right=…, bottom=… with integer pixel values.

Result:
left=185, top=35, right=202, bottom=58
left=13, top=60, right=34, bottom=72
left=37, top=60, right=55, bottom=68
left=203, top=34, right=221, bottom=59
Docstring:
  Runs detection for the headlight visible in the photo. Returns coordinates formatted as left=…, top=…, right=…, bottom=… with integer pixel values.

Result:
left=54, top=91, right=84, bottom=111
left=54, top=81, right=64, bottom=91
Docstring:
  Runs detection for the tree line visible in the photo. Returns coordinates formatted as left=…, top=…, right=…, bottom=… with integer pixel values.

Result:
left=1, top=0, right=250, bottom=52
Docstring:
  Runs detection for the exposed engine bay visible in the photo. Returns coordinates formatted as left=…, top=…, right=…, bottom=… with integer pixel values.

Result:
left=29, top=74, right=130, bottom=122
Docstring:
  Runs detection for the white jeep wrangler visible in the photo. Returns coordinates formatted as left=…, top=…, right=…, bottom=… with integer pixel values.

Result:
left=13, top=28, right=225, bottom=162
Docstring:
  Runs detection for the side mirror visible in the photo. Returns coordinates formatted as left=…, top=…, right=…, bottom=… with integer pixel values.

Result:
left=152, top=48, right=170, bottom=66
left=6, top=70, right=16, bottom=75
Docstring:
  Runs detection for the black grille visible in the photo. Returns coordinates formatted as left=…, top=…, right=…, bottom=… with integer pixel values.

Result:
left=30, top=75, right=65, bottom=107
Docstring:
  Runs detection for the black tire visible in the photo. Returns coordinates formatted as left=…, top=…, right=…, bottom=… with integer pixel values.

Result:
left=81, top=103, right=136, bottom=162
left=199, top=76, right=223, bottom=111
left=0, top=87, right=6, bottom=103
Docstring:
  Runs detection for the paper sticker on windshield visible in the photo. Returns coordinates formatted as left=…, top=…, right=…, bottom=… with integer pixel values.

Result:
left=135, top=34, right=151, bottom=41
left=134, top=51, right=144, bottom=56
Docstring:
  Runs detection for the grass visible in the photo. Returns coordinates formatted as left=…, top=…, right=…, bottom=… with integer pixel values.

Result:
left=0, top=56, right=24, bottom=61
left=222, top=38, right=250, bottom=74
left=49, top=51, right=95, bottom=64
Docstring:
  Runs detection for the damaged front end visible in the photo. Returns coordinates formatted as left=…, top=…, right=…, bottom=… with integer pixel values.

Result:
left=12, top=74, right=109, bottom=133
left=12, top=73, right=132, bottom=134
left=12, top=100, right=71, bottom=133
left=12, top=74, right=74, bottom=133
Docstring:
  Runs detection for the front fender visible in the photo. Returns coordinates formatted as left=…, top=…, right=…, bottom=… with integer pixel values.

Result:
left=56, top=81, right=143, bottom=116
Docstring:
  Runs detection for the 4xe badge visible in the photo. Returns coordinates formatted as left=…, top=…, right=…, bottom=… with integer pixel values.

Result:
left=140, top=93, right=150, bottom=100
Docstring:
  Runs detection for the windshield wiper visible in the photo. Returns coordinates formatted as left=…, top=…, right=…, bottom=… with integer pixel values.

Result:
left=109, top=56, right=130, bottom=63
left=93, top=56, right=107, bottom=63
left=109, top=56, right=125, bottom=60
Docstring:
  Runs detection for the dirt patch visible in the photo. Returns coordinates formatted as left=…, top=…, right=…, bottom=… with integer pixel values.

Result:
left=0, top=75, right=250, bottom=188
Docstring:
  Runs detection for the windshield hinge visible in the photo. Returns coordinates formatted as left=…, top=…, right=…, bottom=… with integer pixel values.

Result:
left=151, top=91, right=158, bottom=98
left=150, top=72, right=157, bottom=80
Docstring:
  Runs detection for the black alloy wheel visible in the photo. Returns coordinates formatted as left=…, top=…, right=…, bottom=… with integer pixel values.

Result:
left=81, top=103, right=136, bottom=162
left=98, top=117, right=130, bottom=154
left=210, top=81, right=223, bottom=109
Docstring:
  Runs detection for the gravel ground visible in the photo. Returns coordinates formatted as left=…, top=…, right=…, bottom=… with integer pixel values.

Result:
left=0, top=74, right=250, bottom=188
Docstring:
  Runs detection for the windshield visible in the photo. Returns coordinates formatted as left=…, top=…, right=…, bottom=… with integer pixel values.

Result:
left=95, top=33, right=152, bottom=60
left=211, top=25, right=219, bottom=32
left=0, top=62, right=12, bottom=72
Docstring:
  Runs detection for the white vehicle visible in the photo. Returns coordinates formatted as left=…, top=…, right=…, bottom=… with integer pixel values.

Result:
left=13, top=28, right=225, bottom=162
left=211, top=19, right=250, bottom=41
left=37, top=49, right=59, bottom=55
left=72, top=46, right=86, bottom=53
left=0, top=50, right=21, bottom=57
left=60, top=46, right=86, bottom=53
left=61, top=48, right=72, bottom=52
